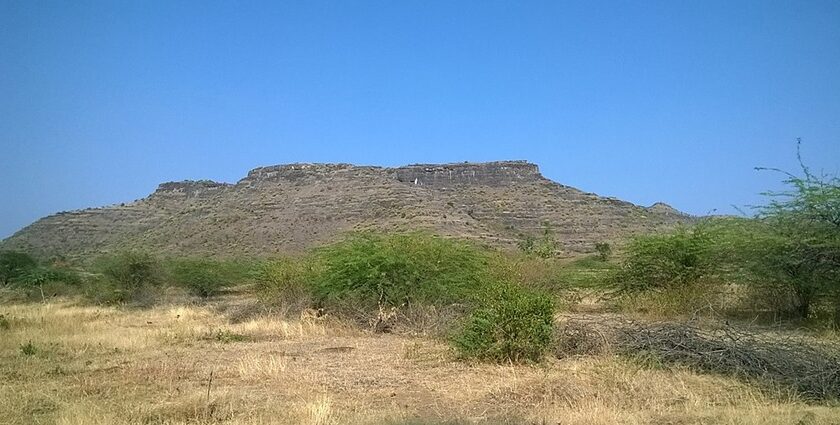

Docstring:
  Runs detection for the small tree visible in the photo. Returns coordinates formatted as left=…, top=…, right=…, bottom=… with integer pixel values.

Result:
left=15, top=266, right=80, bottom=287
left=99, top=251, right=162, bottom=298
left=0, top=251, right=37, bottom=286
left=741, top=142, right=840, bottom=322
left=169, top=259, right=228, bottom=298
left=595, top=242, right=612, bottom=262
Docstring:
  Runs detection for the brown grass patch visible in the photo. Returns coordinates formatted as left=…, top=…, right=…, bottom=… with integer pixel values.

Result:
left=1, top=301, right=838, bottom=424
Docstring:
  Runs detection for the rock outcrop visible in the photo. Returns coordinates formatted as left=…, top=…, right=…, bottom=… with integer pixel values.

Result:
left=646, top=202, right=689, bottom=217
left=391, top=161, right=542, bottom=187
left=1, top=161, right=693, bottom=259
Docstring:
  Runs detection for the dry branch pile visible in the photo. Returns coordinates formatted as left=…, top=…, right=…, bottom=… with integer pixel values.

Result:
left=555, top=316, right=840, bottom=401
left=553, top=315, right=622, bottom=357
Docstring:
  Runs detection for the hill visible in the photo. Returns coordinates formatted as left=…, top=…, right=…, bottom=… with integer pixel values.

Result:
left=0, top=160, right=692, bottom=259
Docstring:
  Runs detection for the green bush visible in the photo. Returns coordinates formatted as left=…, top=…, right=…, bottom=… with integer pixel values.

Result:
left=452, top=284, right=555, bottom=363
left=168, top=259, right=230, bottom=298
left=0, top=251, right=82, bottom=300
left=256, top=256, right=318, bottom=314
left=14, top=266, right=81, bottom=288
left=97, top=251, right=162, bottom=301
left=81, top=277, right=126, bottom=305
left=517, top=223, right=558, bottom=259
left=595, top=242, right=612, bottom=262
left=10, top=265, right=82, bottom=301
left=314, top=232, right=490, bottom=310
left=613, top=225, right=715, bottom=291
left=0, top=251, right=37, bottom=285
left=19, top=341, right=37, bottom=357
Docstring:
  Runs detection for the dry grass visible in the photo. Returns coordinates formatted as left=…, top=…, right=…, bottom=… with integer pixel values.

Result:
left=1, top=300, right=839, bottom=424
left=236, top=353, right=288, bottom=380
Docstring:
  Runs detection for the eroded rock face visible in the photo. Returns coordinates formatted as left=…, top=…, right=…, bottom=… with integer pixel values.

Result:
left=1, top=161, right=693, bottom=260
left=154, top=181, right=233, bottom=198
left=391, top=161, right=541, bottom=188
left=238, top=163, right=373, bottom=185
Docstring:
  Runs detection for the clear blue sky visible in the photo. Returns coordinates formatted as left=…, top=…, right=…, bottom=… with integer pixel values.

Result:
left=1, top=1, right=839, bottom=239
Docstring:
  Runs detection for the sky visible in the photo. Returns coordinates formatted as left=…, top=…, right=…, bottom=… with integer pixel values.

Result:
left=1, top=0, right=839, bottom=239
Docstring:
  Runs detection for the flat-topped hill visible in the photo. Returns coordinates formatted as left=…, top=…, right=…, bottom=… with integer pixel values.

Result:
left=1, top=161, right=692, bottom=259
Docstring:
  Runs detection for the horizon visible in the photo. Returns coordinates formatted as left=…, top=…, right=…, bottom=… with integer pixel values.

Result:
left=2, top=1, right=839, bottom=239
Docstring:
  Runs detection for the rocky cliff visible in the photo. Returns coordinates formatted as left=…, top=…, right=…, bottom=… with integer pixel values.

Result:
left=1, top=161, right=692, bottom=259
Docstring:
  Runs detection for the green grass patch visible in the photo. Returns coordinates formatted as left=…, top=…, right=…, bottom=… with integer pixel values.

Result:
left=555, top=255, right=617, bottom=288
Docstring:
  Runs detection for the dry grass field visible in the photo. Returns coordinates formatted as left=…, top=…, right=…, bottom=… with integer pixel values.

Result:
left=2, top=297, right=839, bottom=425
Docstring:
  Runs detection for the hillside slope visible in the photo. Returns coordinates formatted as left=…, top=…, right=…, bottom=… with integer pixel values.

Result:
left=1, top=161, right=692, bottom=259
